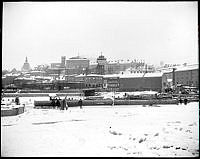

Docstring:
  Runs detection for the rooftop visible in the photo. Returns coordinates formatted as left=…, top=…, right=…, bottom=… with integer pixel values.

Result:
left=119, top=72, right=163, bottom=78
left=69, top=56, right=88, bottom=60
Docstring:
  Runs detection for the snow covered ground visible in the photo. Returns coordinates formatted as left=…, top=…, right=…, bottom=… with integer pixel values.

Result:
left=1, top=98, right=199, bottom=157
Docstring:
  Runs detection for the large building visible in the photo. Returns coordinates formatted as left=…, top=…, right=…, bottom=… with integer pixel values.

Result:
left=21, top=57, right=31, bottom=72
left=103, top=74, right=120, bottom=91
left=66, top=56, right=89, bottom=75
left=49, top=56, right=67, bottom=79
left=119, top=73, right=163, bottom=92
left=2, top=74, right=20, bottom=88
left=50, top=56, right=66, bottom=69
left=89, top=54, right=154, bottom=75
left=162, top=64, right=199, bottom=91
left=61, top=56, right=66, bottom=68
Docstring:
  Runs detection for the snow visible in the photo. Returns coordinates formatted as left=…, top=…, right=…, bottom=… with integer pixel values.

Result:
left=175, top=64, right=198, bottom=72
left=1, top=98, right=199, bottom=157
left=119, top=72, right=162, bottom=78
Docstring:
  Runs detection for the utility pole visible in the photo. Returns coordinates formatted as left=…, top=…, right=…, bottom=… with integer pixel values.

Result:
left=172, top=67, right=177, bottom=93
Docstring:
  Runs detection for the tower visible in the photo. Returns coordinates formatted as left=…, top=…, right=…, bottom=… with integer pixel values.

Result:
left=21, top=56, right=31, bottom=72
left=61, top=56, right=66, bottom=68
left=96, top=53, right=107, bottom=75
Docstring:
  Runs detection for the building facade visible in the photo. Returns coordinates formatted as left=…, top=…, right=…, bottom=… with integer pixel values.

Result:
left=96, top=54, right=107, bottom=75
left=119, top=73, right=162, bottom=92
left=162, top=64, right=199, bottom=91
left=103, top=75, right=120, bottom=91
left=66, top=56, right=89, bottom=75
left=89, top=54, right=153, bottom=75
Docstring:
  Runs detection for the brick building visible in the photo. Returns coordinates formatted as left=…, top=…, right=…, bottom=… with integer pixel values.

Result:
left=162, top=64, right=199, bottom=91
left=119, top=73, right=162, bottom=92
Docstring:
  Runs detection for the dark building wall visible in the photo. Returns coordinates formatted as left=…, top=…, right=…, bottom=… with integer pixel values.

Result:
left=2, top=76, right=18, bottom=87
left=61, top=56, right=66, bottom=67
left=175, top=69, right=199, bottom=87
left=96, top=64, right=105, bottom=75
left=66, top=59, right=89, bottom=69
left=103, top=77, right=120, bottom=91
left=119, top=76, right=162, bottom=92
left=162, top=72, right=173, bottom=91
left=56, top=81, right=85, bottom=90
left=85, top=76, right=103, bottom=88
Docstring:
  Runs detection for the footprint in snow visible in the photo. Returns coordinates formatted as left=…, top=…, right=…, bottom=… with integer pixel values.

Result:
left=154, top=133, right=159, bottom=136
left=109, top=130, right=122, bottom=135
left=163, top=145, right=171, bottom=149
left=138, top=138, right=146, bottom=143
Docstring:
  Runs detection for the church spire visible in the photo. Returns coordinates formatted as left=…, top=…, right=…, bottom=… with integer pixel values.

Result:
left=22, top=56, right=31, bottom=72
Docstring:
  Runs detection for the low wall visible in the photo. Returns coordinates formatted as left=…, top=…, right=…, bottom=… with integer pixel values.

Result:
left=34, top=99, right=179, bottom=108
left=3, top=93, right=83, bottom=98
left=1, top=106, right=24, bottom=117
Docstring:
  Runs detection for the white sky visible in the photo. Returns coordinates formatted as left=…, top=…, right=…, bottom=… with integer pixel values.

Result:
left=2, top=2, right=198, bottom=70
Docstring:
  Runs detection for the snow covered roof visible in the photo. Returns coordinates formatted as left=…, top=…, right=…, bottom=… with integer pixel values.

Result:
left=64, top=74, right=78, bottom=77
left=103, top=74, right=120, bottom=78
left=86, top=74, right=103, bottom=77
left=119, top=72, right=162, bottom=78
left=15, top=77, right=36, bottom=80
left=161, top=69, right=173, bottom=74
left=158, top=64, right=198, bottom=73
left=76, top=74, right=103, bottom=78
left=3, top=73, right=20, bottom=77
left=89, top=61, right=98, bottom=65
left=75, top=74, right=86, bottom=78
left=144, top=72, right=163, bottom=77
left=175, top=64, right=198, bottom=72
left=30, top=70, right=44, bottom=73
left=67, top=57, right=89, bottom=61
left=126, top=91, right=158, bottom=96
left=35, top=76, right=52, bottom=80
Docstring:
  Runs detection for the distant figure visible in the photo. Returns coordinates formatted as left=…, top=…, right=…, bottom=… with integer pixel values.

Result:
left=184, top=98, right=188, bottom=105
left=51, top=98, right=56, bottom=109
left=155, top=93, right=158, bottom=99
left=179, top=98, right=183, bottom=104
left=60, top=97, right=68, bottom=110
left=55, top=98, right=61, bottom=109
left=60, top=99, right=64, bottom=110
left=78, top=99, right=83, bottom=109
left=64, top=97, right=68, bottom=110
left=15, top=96, right=20, bottom=105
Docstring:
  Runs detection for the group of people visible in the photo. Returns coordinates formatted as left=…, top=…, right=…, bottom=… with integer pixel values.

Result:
left=13, top=95, right=83, bottom=110
left=50, top=96, right=83, bottom=110
left=179, top=97, right=188, bottom=105
left=50, top=96, right=68, bottom=110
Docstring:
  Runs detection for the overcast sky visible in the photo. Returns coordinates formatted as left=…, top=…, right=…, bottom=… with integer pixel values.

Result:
left=2, top=2, right=198, bottom=70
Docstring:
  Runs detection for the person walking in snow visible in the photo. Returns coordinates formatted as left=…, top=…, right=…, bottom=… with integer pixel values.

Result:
left=15, top=96, right=20, bottom=105
left=78, top=99, right=83, bottom=109
left=60, top=97, right=68, bottom=110
left=183, top=98, right=188, bottom=105
left=55, top=97, right=61, bottom=109
left=179, top=97, right=183, bottom=104
left=64, top=96, right=68, bottom=110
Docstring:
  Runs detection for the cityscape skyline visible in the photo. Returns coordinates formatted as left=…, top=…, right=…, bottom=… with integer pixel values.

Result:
left=2, top=2, right=198, bottom=70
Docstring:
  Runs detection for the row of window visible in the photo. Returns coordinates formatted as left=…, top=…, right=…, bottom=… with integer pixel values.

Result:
left=177, top=80, right=198, bottom=85
left=85, top=84, right=102, bottom=87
